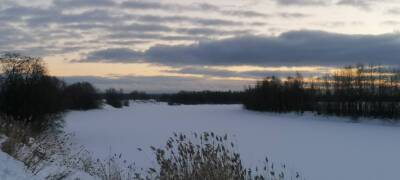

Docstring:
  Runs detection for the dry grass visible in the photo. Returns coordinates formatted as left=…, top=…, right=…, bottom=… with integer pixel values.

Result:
left=138, top=132, right=305, bottom=180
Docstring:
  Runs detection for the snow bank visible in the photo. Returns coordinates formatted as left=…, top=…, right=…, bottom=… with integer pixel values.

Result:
left=0, top=135, right=96, bottom=180
left=65, top=103, right=400, bottom=180
left=0, top=151, right=38, bottom=180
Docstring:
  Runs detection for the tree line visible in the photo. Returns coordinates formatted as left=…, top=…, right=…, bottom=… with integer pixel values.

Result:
left=243, top=65, right=400, bottom=119
left=3, top=53, right=400, bottom=125
left=159, top=91, right=244, bottom=105
left=0, top=54, right=134, bottom=131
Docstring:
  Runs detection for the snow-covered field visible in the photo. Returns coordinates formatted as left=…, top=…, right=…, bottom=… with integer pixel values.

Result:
left=64, top=103, right=400, bottom=180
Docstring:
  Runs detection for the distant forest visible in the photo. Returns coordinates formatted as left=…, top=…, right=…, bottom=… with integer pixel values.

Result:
left=243, top=65, right=400, bottom=119
left=152, top=64, right=400, bottom=120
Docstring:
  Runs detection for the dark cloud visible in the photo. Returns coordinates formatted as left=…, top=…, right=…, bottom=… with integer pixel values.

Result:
left=144, top=30, right=400, bottom=66
left=0, top=4, right=252, bottom=29
left=53, top=0, right=116, bottom=8
left=121, top=1, right=183, bottom=11
left=187, top=18, right=242, bottom=26
left=336, top=0, right=372, bottom=9
left=103, top=32, right=203, bottom=41
left=221, top=10, right=270, bottom=18
left=175, top=28, right=251, bottom=36
left=26, top=9, right=117, bottom=28
left=277, top=12, right=309, bottom=18
left=0, top=23, right=35, bottom=48
left=273, top=0, right=327, bottom=6
left=111, top=23, right=173, bottom=33
left=165, top=67, right=325, bottom=78
left=61, top=75, right=251, bottom=93
left=242, top=69, right=322, bottom=78
left=386, top=8, right=400, bottom=15
left=165, top=67, right=241, bottom=78
left=381, top=20, right=400, bottom=25
left=132, top=15, right=247, bottom=27
left=80, top=48, right=145, bottom=63
left=0, top=6, right=53, bottom=21
left=104, top=40, right=150, bottom=46
left=0, top=1, right=268, bottom=57
left=121, top=1, right=268, bottom=18
left=80, top=30, right=400, bottom=67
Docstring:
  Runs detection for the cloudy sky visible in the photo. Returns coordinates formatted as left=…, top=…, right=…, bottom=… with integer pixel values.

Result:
left=1, top=0, right=400, bottom=92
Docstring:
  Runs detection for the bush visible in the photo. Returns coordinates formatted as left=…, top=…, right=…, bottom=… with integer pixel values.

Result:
left=104, top=88, right=124, bottom=108
left=64, top=82, right=101, bottom=110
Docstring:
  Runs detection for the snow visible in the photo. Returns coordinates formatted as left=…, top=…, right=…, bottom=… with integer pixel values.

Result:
left=0, top=136, right=96, bottom=180
left=64, top=103, right=400, bottom=180
left=0, top=151, right=38, bottom=180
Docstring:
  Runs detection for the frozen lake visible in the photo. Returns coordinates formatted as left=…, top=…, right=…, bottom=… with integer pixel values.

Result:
left=64, top=103, right=400, bottom=180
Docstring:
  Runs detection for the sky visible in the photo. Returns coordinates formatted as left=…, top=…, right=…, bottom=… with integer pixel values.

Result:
left=1, top=0, right=400, bottom=92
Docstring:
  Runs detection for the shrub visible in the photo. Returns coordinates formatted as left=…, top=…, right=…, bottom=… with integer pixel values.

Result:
left=64, top=82, right=101, bottom=110
left=104, top=88, right=124, bottom=108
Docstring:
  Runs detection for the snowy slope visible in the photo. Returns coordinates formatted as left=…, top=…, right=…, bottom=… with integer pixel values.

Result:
left=65, top=103, right=400, bottom=180
left=0, top=151, right=38, bottom=180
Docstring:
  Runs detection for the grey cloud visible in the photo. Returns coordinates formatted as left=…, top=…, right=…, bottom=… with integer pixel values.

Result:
left=26, top=9, right=116, bottom=27
left=0, top=6, right=53, bottom=21
left=61, top=23, right=110, bottom=30
left=165, top=67, right=325, bottom=78
left=0, top=23, right=35, bottom=48
left=145, top=30, right=400, bottom=66
left=61, top=75, right=251, bottom=93
left=242, top=70, right=322, bottom=77
left=221, top=10, right=269, bottom=18
left=0, top=3, right=264, bottom=55
left=277, top=12, right=309, bottom=18
left=80, top=30, right=400, bottom=67
left=104, top=32, right=203, bottom=42
left=133, top=15, right=246, bottom=26
left=175, top=28, right=251, bottom=36
left=0, top=4, right=248, bottom=29
left=336, top=0, right=371, bottom=9
left=105, top=40, right=150, bottom=46
left=53, top=0, right=116, bottom=8
left=80, top=48, right=145, bottom=63
left=165, top=67, right=241, bottom=78
left=112, top=23, right=173, bottom=33
left=386, top=8, right=400, bottom=15
left=194, top=18, right=243, bottom=26
left=381, top=20, right=400, bottom=25
left=273, top=0, right=328, bottom=6
left=121, top=1, right=183, bottom=11
left=121, top=1, right=268, bottom=18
